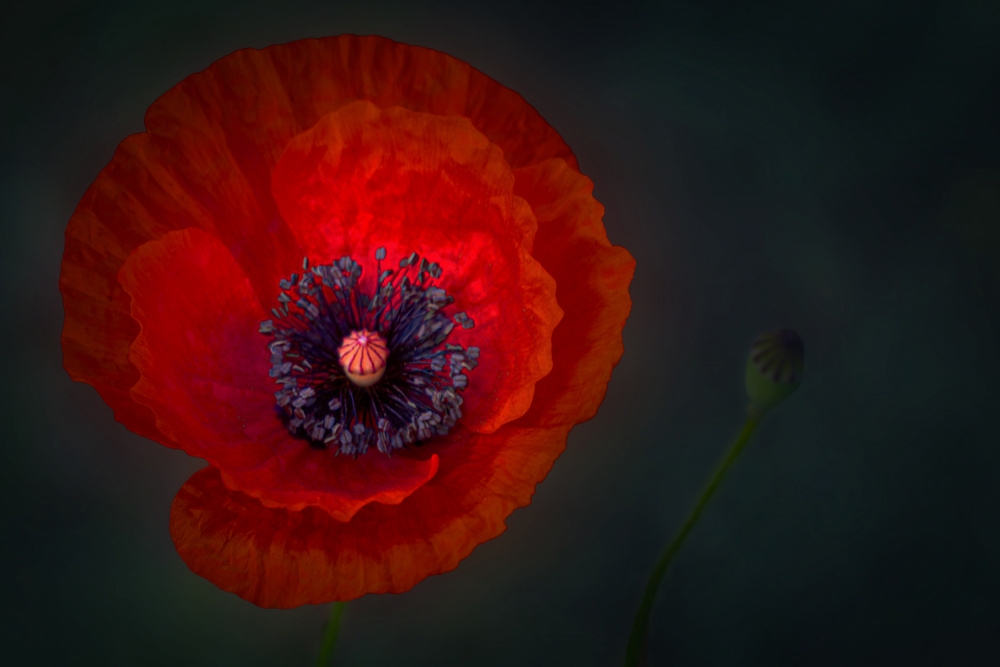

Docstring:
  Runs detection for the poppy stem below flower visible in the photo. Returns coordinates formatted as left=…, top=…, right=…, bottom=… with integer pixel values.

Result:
left=316, top=601, right=347, bottom=666
left=625, top=415, right=760, bottom=667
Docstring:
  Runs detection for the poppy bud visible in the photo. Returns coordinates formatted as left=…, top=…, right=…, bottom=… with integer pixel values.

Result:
left=745, top=329, right=804, bottom=417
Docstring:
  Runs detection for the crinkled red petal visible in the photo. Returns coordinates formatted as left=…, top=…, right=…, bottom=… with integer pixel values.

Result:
left=513, top=159, right=636, bottom=427
left=171, top=421, right=570, bottom=607
left=60, top=113, right=304, bottom=447
left=121, top=227, right=440, bottom=521
left=258, top=36, right=578, bottom=172
left=271, top=100, right=561, bottom=433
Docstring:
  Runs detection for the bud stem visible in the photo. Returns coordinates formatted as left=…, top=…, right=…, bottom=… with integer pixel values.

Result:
left=317, top=601, right=347, bottom=667
left=625, top=414, right=760, bottom=667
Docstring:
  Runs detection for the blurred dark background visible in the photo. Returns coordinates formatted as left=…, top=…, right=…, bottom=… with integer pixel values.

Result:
left=3, top=0, right=999, bottom=664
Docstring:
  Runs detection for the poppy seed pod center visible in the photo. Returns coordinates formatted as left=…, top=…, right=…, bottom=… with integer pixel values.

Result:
left=338, top=329, right=389, bottom=387
left=259, top=249, right=479, bottom=456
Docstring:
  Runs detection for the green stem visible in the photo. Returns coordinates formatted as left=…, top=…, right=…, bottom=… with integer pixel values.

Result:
left=625, top=414, right=760, bottom=667
left=316, top=601, right=347, bottom=667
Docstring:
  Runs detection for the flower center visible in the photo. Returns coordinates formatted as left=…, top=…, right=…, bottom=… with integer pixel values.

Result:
left=259, top=249, right=479, bottom=456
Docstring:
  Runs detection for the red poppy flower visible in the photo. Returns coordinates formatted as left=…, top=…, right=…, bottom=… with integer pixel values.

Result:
left=60, top=35, right=635, bottom=608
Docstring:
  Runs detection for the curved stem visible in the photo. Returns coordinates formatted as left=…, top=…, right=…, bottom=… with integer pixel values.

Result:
left=625, top=414, right=760, bottom=667
left=316, top=601, right=347, bottom=667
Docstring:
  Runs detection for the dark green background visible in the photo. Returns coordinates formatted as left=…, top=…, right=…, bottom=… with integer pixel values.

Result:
left=3, top=0, right=999, bottom=664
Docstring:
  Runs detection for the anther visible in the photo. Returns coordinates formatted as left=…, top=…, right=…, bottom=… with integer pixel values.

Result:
left=261, top=247, right=479, bottom=455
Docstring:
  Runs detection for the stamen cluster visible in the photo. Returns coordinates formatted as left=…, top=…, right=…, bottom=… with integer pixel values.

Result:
left=259, top=249, right=479, bottom=455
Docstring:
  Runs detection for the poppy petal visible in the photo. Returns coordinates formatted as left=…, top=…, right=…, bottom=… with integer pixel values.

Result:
left=513, top=158, right=636, bottom=427
left=256, top=36, right=579, bottom=170
left=171, top=421, right=570, bottom=607
left=119, top=227, right=275, bottom=464
left=271, top=101, right=563, bottom=433
left=121, top=227, right=439, bottom=521
left=60, top=126, right=303, bottom=451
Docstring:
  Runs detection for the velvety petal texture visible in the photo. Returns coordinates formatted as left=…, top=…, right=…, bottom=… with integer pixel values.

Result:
left=61, top=35, right=635, bottom=608
left=172, top=423, right=572, bottom=607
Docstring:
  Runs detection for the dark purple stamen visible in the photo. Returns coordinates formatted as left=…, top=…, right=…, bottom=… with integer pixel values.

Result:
left=259, top=248, right=479, bottom=456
